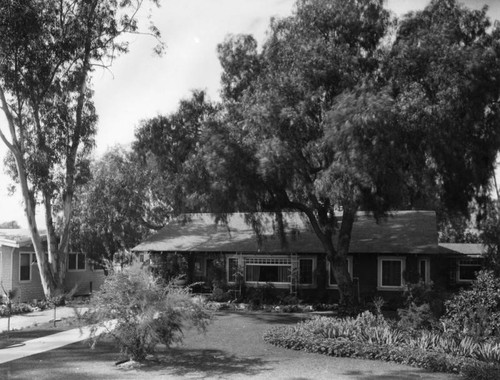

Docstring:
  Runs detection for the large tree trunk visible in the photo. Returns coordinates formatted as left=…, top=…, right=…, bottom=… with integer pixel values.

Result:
left=332, top=206, right=357, bottom=306
left=0, top=86, right=60, bottom=298
left=290, top=201, right=357, bottom=306
left=16, top=154, right=59, bottom=297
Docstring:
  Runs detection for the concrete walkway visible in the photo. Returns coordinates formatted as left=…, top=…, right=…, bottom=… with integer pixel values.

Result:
left=0, top=306, right=86, bottom=333
left=0, top=325, right=93, bottom=364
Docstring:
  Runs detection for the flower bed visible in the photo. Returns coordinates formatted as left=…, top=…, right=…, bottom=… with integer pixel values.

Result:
left=263, top=312, right=500, bottom=379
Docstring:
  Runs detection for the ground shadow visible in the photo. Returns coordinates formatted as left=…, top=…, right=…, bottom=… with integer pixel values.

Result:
left=343, top=369, right=456, bottom=380
left=147, top=347, right=271, bottom=378
left=0, top=329, right=64, bottom=349
left=218, top=310, right=312, bottom=325
left=0, top=340, right=121, bottom=380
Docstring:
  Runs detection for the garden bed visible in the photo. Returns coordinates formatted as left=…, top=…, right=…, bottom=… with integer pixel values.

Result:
left=263, top=312, right=500, bottom=379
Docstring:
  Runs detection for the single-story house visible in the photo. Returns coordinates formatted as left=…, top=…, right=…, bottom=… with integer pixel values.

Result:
left=438, top=243, right=485, bottom=285
left=0, top=229, right=105, bottom=302
left=132, top=210, right=483, bottom=303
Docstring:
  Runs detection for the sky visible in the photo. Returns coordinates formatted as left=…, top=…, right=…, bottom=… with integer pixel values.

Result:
left=0, top=0, right=499, bottom=227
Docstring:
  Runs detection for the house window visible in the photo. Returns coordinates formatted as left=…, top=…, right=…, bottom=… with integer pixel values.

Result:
left=68, top=253, right=86, bottom=271
left=299, top=258, right=314, bottom=285
left=20, top=253, right=32, bottom=282
left=419, top=258, right=430, bottom=284
left=378, top=257, right=406, bottom=290
left=457, top=259, right=482, bottom=282
left=244, top=257, right=291, bottom=283
left=328, top=257, right=353, bottom=288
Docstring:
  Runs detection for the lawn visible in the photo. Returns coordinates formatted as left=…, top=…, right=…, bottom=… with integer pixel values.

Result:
left=0, top=311, right=458, bottom=380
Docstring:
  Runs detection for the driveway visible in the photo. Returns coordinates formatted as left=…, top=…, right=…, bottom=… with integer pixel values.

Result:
left=0, top=311, right=459, bottom=380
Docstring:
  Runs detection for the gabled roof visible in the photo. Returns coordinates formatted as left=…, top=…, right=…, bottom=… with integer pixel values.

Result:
left=132, top=210, right=438, bottom=254
left=0, top=229, right=47, bottom=248
left=438, top=243, right=485, bottom=257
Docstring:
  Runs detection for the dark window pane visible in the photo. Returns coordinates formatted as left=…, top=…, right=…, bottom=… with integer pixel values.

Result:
left=419, top=260, right=428, bottom=282
left=459, top=265, right=481, bottom=280
left=20, top=254, right=30, bottom=281
left=382, top=260, right=402, bottom=287
left=300, top=259, right=313, bottom=284
left=68, top=254, right=77, bottom=270
left=77, top=253, right=86, bottom=270
left=245, top=265, right=289, bottom=283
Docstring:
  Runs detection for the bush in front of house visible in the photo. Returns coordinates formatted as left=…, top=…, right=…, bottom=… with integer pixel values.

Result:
left=441, top=270, right=500, bottom=340
left=84, top=263, right=212, bottom=361
left=0, top=302, right=33, bottom=317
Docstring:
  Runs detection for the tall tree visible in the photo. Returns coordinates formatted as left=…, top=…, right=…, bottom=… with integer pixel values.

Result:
left=0, top=0, right=162, bottom=297
left=211, top=0, right=500, bottom=305
left=70, top=146, right=163, bottom=266
left=215, top=0, right=395, bottom=304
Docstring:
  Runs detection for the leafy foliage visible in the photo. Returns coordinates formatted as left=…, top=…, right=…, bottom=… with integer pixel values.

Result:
left=264, top=309, right=500, bottom=375
left=85, top=263, right=211, bottom=361
left=0, top=0, right=162, bottom=297
left=442, top=270, right=500, bottom=339
left=479, top=200, right=500, bottom=275
left=70, top=147, right=162, bottom=264
left=0, top=220, right=21, bottom=229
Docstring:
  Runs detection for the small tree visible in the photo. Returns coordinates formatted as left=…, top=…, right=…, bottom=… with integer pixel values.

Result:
left=85, top=263, right=211, bottom=361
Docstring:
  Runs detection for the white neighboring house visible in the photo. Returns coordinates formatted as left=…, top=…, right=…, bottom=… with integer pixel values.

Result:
left=0, top=229, right=105, bottom=302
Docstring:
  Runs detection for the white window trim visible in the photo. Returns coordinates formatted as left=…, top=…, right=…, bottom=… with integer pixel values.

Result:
left=19, top=252, right=34, bottom=282
left=418, top=258, right=431, bottom=284
left=456, top=259, right=482, bottom=283
left=68, top=252, right=86, bottom=272
left=377, top=256, right=406, bottom=290
left=328, top=256, right=353, bottom=289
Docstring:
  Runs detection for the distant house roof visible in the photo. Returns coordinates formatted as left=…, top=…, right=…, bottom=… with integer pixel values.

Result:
left=0, top=229, right=47, bottom=248
left=438, top=243, right=486, bottom=257
left=132, top=210, right=438, bottom=254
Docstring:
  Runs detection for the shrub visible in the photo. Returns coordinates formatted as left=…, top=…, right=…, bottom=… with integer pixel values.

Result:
left=85, top=263, right=211, bottom=361
left=441, top=270, right=500, bottom=339
left=0, top=302, right=33, bottom=317
left=461, top=362, right=500, bottom=380
left=207, top=288, right=232, bottom=302
left=264, top=309, right=500, bottom=375
left=263, top=324, right=477, bottom=373
left=397, top=302, right=436, bottom=331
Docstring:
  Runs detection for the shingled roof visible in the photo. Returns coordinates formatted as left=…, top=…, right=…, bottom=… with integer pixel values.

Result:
left=132, top=210, right=438, bottom=254
left=0, top=229, right=47, bottom=248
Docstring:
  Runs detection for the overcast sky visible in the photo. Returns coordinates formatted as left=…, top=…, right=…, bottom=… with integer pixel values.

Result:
left=0, top=0, right=499, bottom=227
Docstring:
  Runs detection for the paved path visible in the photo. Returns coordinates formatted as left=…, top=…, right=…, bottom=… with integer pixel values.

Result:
left=0, top=306, right=86, bottom=333
left=0, top=326, right=93, bottom=364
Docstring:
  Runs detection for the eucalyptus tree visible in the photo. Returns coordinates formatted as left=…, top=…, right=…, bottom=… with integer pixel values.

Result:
left=0, top=0, right=162, bottom=297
